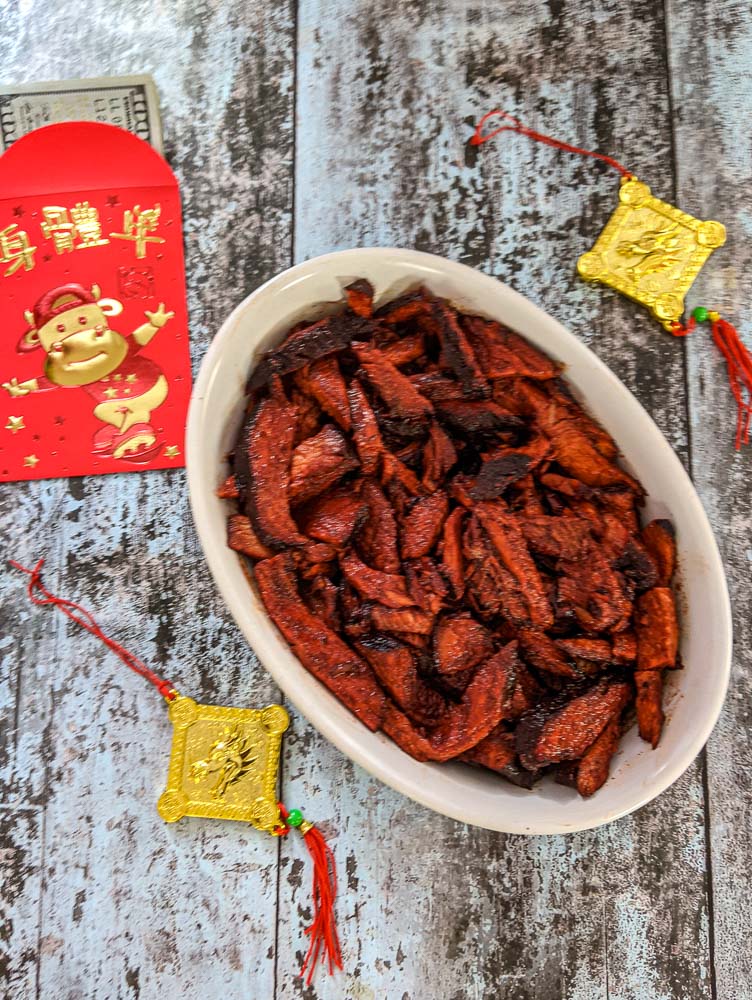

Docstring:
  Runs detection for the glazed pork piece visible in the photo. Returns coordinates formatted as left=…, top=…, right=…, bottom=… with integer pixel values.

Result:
left=221, top=278, right=680, bottom=799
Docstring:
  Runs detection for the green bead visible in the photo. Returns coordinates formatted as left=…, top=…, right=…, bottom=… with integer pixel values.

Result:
left=692, top=306, right=709, bottom=323
left=287, top=808, right=304, bottom=827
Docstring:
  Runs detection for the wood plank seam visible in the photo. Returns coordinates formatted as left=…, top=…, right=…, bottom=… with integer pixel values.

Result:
left=661, top=3, right=719, bottom=997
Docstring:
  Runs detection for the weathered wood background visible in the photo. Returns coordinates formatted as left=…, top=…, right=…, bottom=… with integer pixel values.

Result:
left=1, top=1, right=750, bottom=997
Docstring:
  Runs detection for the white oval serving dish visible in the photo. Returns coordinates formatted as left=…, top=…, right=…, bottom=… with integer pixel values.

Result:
left=187, top=247, right=732, bottom=835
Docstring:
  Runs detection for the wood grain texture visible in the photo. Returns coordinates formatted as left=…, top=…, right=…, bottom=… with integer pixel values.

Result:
left=1, top=0, right=748, bottom=997
left=0, top=808, right=42, bottom=998
left=666, top=3, right=752, bottom=997
left=279, top=2, right=711, bottom=999
left=0, top=0, right=295, bottom=996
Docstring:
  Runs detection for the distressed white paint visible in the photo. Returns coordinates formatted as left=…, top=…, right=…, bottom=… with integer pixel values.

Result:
left=0, top=1, right=294, bottom=997
left=667, top=3, right=752, bottom=998
left=2, top=0, right=748, bottom=997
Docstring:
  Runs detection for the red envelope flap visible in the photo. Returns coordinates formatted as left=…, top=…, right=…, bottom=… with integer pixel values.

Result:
left=0, top=122, right=176, bottom=198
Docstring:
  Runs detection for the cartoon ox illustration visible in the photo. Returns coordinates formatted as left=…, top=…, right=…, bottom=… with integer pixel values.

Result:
left=2, top=281, right=174, bottom=461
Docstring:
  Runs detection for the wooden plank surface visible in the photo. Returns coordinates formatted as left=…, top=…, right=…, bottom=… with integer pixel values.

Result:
left=280, top=3, right=711, bottom=999
left=666, top=3, right=752, bottom=998
left=1, top=0, right=748, bottom=997
left=0, top=1, right=295, bottom=997
left=0, top=808, right=42, bottom=998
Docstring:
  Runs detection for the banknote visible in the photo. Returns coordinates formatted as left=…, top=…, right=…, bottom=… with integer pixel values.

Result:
left=0, top=75, right=163, bottom=153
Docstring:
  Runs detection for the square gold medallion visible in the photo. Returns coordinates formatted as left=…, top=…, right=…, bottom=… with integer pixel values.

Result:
left=157, top=695, right=289, bottom=833
left=577, top=178, right=726, bottom=329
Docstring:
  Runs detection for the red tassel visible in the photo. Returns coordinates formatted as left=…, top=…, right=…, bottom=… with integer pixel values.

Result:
left=671, top=312, right=752, bottom=449
left=299, top=823, right=342, bottom=984
left=278, top=803, right=342, bottom=985
left=711, top=317, right=752, bottom=448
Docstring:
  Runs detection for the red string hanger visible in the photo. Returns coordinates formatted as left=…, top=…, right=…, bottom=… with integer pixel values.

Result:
left=470, top=109, right=634, bottom=178
left=11, top=557, right=177, bottom=700
left=10, top=558, right=342, bottom=986
left=470, top=109, right=752, bottom=449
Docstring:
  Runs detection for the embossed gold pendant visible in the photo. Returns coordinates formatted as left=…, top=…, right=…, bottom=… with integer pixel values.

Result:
left=577, top=177, right=726, bottom=330
left=10, top=558, right=343, bottom=984
left=157, top=693, right=289, bottom=833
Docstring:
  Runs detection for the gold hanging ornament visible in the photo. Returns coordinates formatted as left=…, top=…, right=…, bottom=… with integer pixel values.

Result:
left=158, top=695, right=289, bottom=831
left=10, top=559, right=342, bottom=986
left=577, top=177, right=725, bottom=331
left=471, top=111, right=751, bottom=447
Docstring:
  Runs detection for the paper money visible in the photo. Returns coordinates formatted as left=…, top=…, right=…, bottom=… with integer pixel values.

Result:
left=0, top=75, right=163, bottom=153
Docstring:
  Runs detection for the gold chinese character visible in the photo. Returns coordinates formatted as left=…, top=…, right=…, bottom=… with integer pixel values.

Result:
left=40, top=207, right=75, bottom=254
left=70, top=201, right=110, bottom=248
left=41, top=203, right=110, bottom=253
left=0, top=224, right=36, bottom=276
left=110, top=204, right=165, bottom=259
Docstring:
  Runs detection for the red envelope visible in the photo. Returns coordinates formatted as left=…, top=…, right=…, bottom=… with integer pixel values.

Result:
left=0, top=121, right=191, bottom=481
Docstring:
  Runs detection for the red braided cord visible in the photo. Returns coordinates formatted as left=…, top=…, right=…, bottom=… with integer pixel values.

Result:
left=668, top=317, right=697, bottom=340
left=470, top=109, right=634, bottom=178
left=276, top=802, right=291, bottom=836
left=10, top=558, right=176, bottom=700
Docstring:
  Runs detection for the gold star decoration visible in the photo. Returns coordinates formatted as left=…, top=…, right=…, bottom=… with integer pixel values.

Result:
left=5, top=416, right=25, bottom=434
left=113, top=373, right=122, bottom=382
left=125, top=374, right=137, bottom=384
left=123, top=388, right=131, bottom=395
left=23, top=454, right=39, bottom=468
left=103, top=387, right=118, bottom=399
left=164, top=445, right=180, bottom=458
